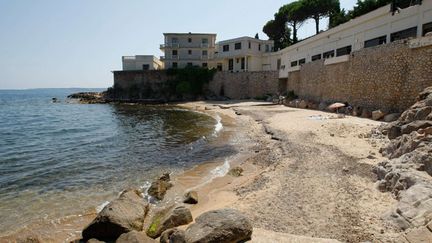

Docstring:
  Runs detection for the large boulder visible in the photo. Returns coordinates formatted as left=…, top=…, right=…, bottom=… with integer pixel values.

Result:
left=148, top=173, right=173, bottom=201
left=160, top=228, right=186, bottom=243
left=372, top=110, right=385, bottom=120
left=82, top=189, right=149, bottom=241
left=384, top=113, right=400, bottom=122
left=116, top=231, right=156, bottom=243
left=146, top=205, right=193, bottom=239
left=401, top=120, right=432, bottom=136
left=298, top=100, right=308, bottom=109
left=184, top=208, right=253, bottom=243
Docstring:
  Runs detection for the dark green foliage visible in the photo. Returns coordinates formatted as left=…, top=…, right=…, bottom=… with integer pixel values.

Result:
left=166, top=66, right=217, bottom=98
left=286, top=90, right=298, bottom=100
left=263, top=0, right=420, bottom=47
left=302, top=0, right=341, bottom=34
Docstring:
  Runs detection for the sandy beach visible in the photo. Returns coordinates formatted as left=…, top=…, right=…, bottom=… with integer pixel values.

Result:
left=176, top=101, right=403, bottom=242
left=1, top=101, right=404, bottom=243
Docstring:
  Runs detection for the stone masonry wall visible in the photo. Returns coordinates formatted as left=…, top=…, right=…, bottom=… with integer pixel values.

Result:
left=284, top=40, right=432, bottom=112
left=113, top=70, right=279, bottom=100
left=208, top=71, right=279, bottom=99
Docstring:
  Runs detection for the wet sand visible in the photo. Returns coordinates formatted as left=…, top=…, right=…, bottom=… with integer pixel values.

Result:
left=1, top=101, right=404, bottom=242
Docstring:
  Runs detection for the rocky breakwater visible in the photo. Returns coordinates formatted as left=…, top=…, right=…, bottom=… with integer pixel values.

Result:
left=374, top=86, right=432, bottom=242
left=67, top=92, right=108, bottom=104
left=74, top=173, right=253, bottom=243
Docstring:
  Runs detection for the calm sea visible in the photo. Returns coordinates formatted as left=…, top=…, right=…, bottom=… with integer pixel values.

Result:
left=0, top=88, right=225, bottom=234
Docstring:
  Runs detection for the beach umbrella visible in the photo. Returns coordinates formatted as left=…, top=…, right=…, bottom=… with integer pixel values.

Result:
left=327, top=102, right=346, bottom=113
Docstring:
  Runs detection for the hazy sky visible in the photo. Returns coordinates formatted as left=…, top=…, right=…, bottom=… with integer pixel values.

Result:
left=0, top=0, right=357, bottom=89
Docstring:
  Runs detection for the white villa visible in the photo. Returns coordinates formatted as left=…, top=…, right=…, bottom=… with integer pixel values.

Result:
left=121, top=0, right=432, bottom=78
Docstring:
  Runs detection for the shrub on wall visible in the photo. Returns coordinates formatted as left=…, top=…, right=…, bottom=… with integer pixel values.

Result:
left=166, top=67, right=217, bottom=98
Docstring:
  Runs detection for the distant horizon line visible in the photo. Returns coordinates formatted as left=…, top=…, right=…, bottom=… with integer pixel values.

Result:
left=0, top=87, right=107, bottom=91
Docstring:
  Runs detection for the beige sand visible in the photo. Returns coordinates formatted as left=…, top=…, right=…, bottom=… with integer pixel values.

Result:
left=177, top=101, right=404, bottom=243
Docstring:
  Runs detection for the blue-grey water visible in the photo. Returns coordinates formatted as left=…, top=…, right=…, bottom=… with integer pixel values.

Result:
left=0, top=89, right=226, bottom=234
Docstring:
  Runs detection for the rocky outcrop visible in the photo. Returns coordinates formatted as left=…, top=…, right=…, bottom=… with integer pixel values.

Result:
left=82, top=189, right=149, bottom=241
left=184, top=208, right=253, bottom=243
left=147, top=173, right=173, bottom=201
left=374, top=87, right=432, bottom=239
left=146, top=205, right=193, bottom=239
left=116, top=231, right=156, bottom=243
left=160, top=228, right=186, bottom=243
left=67, top=92, right=107, bottom=104
left=183, top=191, right=198, bottom=204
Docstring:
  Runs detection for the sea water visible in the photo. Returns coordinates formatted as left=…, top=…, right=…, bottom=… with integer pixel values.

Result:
left=0, top=88, right=229, bottom=235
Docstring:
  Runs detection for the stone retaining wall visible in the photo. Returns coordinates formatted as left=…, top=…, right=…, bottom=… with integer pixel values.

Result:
left=283, top=40, right=432, bottom=112
left=112, top=70, right=279, bottom=100
left=208, top=71, right=279, bottom=99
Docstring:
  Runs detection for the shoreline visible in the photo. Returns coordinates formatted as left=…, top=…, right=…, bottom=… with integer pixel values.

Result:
left=1, top=100, right=405, bottom=242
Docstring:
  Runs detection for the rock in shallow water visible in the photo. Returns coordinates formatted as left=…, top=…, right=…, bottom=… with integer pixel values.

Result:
left=183, top=191, right=198, bottom=204
left=185, top=208, right=253, bottom=243
left=147, top=173, right=173, bottom=201
left=82, top=189, right=149, bottom=241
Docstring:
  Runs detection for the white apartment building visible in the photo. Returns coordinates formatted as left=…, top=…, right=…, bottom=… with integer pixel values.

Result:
left=122, top=55, right=163, bottom=71
left=160, top=33, right=217, bottom=69
left=278, top=1, right=432, bottom=79
left=214, top=37, right=275, bottom=72
left=121, top=0, right=432, bottom=76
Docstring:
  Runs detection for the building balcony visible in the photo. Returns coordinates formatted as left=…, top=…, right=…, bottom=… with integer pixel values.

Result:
left=160, top=55, right=213, bottom=61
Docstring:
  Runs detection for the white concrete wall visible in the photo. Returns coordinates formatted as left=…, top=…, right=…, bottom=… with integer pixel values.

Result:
left=278, top=1, right=432, bottom=78
left=122, top=55, right=163, bottom=70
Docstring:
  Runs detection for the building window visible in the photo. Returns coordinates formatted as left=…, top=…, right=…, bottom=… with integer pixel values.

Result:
left=336, top=45, right=352, bottom=57
left=298, top=58, right=306, bottom=65
left=172, top=50, right=178, bottom=56
left=202, top=50, right=208, bottom=56
left=248, top=41, right=251, bottom=49
left=228, top=59, right=234, bottom=71
left=188, top=50, right=192, bottom=55
left=258, top=44, right=261, bottom=51
left=188, top=37, right=192, bottom=43
left=311, top=54, right=322, bottom=61
left=235, top=42, right=242, bottom=50
left=202, top=38, right=208, bottom=44
left=241, top=58, right=245, bottom=70
left=223, top=45, right=229, bottom=52
left=391, top=27, right=417, bottom=42
left=291, top=61, right=298, bottom=67
left=236, top=58, right=239, bottom=63
left=323, top=50, right=335, bottom=59
left=172, top=37, right=178, bottom=44
left=172, top=62, right=178, bottom=68
left=217, top=63, right=222, bottom=71
left=142, top=64, right=150, bottom=70
left=187, top=62, right=193, bottom=67
left=202, top=63, right=208, bottom=68
left=364, top=35, right=387, bottom=48
left=277, top=59, right=281, bottom=70
left=423, top=22, right=432, bottom=36
left=265, top=45, right=270, bottom=52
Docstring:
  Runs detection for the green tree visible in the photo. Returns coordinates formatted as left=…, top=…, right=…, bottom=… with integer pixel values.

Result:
left=279, top=1, right=308, bottom=43
left=303, top=0, right=341, bottom=34
left=263, top=18, right=292, bottom=50
left=255, top=33, right=259, bottom=39
left=329, top=8, right=349, bottom=28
